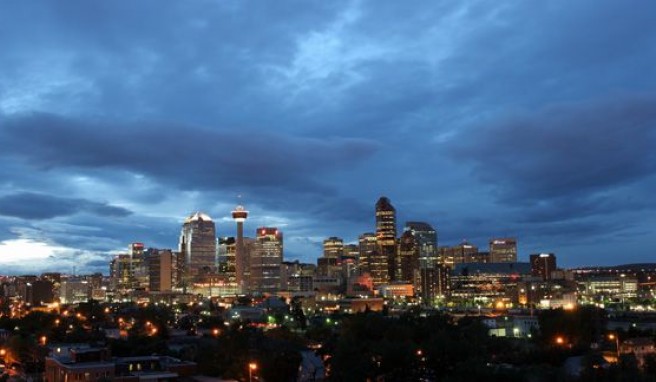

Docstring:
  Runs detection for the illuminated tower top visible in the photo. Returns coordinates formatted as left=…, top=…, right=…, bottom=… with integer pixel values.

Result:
left=232, top=205, right=249, bottom=223
left=375, top=196, right=396, bottom=242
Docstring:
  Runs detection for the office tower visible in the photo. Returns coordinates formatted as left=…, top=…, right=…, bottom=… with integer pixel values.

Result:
left=251, top=227, right=283, bottom=294
left=343, top=244, right=359, bottom=262
left=217, top=237, right=236, bottom=282
left=174, top=246, right=186, bottom=290
left=179, top=212, right=217, bottom=282
left=110, top=254, right=133, bottom=291
left=318, top=237, right=343, bottom=277
left=397, top=231, right=419, bottom=284
left=129, top=243, right=148, bottom=289
left=59, top=277, right=91, bottom=304
left=146, top=248, right=173, bottom=292
left=470, top=251, right=490, bottom=263
left=358, top=233, right=376, bottom=275
left=489, top=238, right=518, bottom=263
left=530, top=253, right=557, bottom=281
left=323, top=237, right=344, bottom=258
left=232, top=204, right=248, bottom=293
left=317, top=257, right=338, bottom=277
left=418, top=264, right=449, bottom=304
left=404, top=222, right=438, bottom=302
left=281, top=261, right=315, bottom=292
left=446, top=241, right=479, bottom=265
left=375, top=197, right=397, bottom=283
left=405, top=222, right=438, bottom=257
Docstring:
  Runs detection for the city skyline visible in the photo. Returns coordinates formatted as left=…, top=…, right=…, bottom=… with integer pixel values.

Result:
left=1, top=1, right=656, bottom=274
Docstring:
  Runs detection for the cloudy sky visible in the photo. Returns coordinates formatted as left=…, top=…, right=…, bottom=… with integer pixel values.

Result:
left=1, top=1, right=655, bottom=274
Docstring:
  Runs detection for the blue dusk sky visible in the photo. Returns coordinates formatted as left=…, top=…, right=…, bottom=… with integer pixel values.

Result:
left=0, top=1, right=655, bottom=274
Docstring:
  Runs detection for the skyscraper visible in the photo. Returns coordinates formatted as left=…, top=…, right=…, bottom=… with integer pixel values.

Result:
left=358, top=233, right=376, bottom=275
left=397, top=231, right=419, bottom=284
left=323, top=237, right=344, bottom=259
left=440, top=241, right=479, bottom=266
left=129, top=242, right=148, bottom=290
left=317, top=236, right=344, bottom=278
left=404, top=222, right=437, bottom=258
left=375, top=197, right=396, bottom=283
left=109, top=254, right=132, bottom=292
left=405, top=222, right=438, bottom=302
left=251, top=227, right=283, bottom=294
left=530, top=253, right=557, bottom=280
left=179, top=212, right=217, bottom=282
left=217, top=236, right=236, bottom=281
left=146, top=248, right=173, bottom=292
left=232, top=204, right=248, bottom=293
left=489, top=238, right=517, bottom=263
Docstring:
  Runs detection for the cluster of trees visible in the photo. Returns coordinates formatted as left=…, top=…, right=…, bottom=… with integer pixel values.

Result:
left=7, top=301, right=656, bottom=381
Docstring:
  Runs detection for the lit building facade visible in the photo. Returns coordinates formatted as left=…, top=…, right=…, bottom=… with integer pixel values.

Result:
left=179, top=212, right=217, bottom=283
left=439, top=242, right=479, bottom=267
left=358, top=233, right=376, bottom=275
left=397, top=231, right=419, bottom=284
left=405, top=222, right=439, bottom=301
left=110, top=254, right=132, bottom=292
left=375, top=197, right=396, bottom=284
left=146, top=248, right=173, bottom=292
left=323, top=237, right=344, bottom=258
left=530, top=253, right=557, bottom=281
left=217, top=237, right=236, bottom=283
left=489, top=238, right=517, bottom=263
left=250, top=227, right=283, bottom=294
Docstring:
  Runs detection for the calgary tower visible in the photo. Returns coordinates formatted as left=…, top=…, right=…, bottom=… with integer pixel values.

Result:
left=232, top=204, right=248, bottom=293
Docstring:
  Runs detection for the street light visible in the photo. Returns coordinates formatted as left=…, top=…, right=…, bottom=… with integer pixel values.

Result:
left=555, top=336, right=565, bottom=345
left=248, top=362, right=257, bottom=382
left=609, top=333, right=620, bottom=361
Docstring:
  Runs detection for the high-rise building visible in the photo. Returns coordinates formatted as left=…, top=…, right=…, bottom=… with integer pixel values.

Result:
left=404, top=222, right=438, bottom=258
left=317, top=257, right=338, bottom=277
left=232, top=205, right=248, bottom=293
left=250, top=227, right=283, bottom=294
left=323, top=237, right=344, bottom=258
left=530, top=253, right=557, bottom=281
left=490, top=238, right=517, bottom=263
left=404, top=222, right=439, bottom=302
left=146, top=248, right=173, bottom=292
left=439, top=241, right=478, bottom=267
left=358, top=233, right=377, bottom=275
left=280, top=261, right=315, bottom=292
left=318, top=237, right=344, bottom=277
left=343, top=244, right=359, bottom=261
left=418, top=264, right=449, bottom=304
left=242, top=237, right=256, bottom=292
left=375, top=197, right=396, bottom=284
left=110, top=254, right=132, bottom=292
left=179, top=212, right=217, bottom=282
left=217, top=237, right=236, bottom=282
left=397, top=231, right=419, bottom=284
left=129, top=243, right=148, bottom=290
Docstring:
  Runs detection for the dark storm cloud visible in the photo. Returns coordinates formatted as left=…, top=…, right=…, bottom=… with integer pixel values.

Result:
left=450, top=94, right=656, bottom=221
left=0, top=113, right=379, bottom=194
left=0, top=192, right=132, bottom=220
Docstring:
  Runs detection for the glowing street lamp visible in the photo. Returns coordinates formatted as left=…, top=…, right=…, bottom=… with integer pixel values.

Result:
left=248, top=362, right=257, bottom=382
left=609, top=333, right=620, bottom=360
left=555, top=336, right=565, bottom=345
